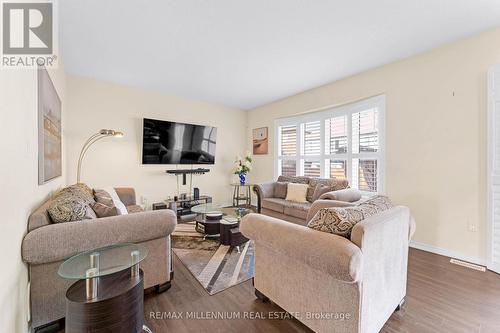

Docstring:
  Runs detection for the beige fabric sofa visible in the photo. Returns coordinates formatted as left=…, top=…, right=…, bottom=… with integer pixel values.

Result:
left=253, top=176, right=361, bottom=225
left=22, top=187, right=177, bottom=331
left=241, top=206, right=415, bottom=333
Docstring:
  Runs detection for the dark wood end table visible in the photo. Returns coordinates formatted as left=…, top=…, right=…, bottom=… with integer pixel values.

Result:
left=58, top=243, right=151, bottom=333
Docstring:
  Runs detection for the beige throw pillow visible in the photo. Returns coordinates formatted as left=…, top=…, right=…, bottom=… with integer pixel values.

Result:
left=285, top=183, right=309, bottom=203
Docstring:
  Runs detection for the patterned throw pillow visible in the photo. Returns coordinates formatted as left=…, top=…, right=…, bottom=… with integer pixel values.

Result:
left=311, top=184, right=333, bottom=202
left=306, top=178, right=349, bottom=202
left=307, top=195, right=394, bottom=238
left=48, top=184, right=97, bottom=223
left=55, top=183, right=95, bottom=205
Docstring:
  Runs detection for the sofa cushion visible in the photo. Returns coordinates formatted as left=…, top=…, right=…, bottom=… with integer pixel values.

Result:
left=274, top=182, right=288, bottom=199
left=285, top=183, right=309, bottom=203
left=283, top=201, right=311, bottom=220
left=262, top=198, right=287, bottom=213
left=307, top=195, right=394, bottom=238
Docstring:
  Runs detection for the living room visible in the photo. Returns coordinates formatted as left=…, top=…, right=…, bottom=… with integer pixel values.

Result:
left=2, top=1, right=500, bottom=332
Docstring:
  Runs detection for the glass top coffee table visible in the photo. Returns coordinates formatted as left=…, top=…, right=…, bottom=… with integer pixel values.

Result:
left=190, top=202, right=224, bottom=214
left=191, top=203, right=251, bottom=239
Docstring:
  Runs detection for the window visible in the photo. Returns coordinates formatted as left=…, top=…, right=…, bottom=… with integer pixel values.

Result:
left=275, top=95, right=385, bottom=193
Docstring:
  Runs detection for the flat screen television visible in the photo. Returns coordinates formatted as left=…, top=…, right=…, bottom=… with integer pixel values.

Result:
left=142, top=118, right=217, bottom=164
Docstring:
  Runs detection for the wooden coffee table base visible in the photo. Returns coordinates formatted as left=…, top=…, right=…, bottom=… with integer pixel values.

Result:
left=66, top=269, right=145, bottom=333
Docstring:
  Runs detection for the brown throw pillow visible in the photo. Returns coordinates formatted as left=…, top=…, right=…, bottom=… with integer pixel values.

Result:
left=92, top=189, right=119, bottom=218
left=307, top=195, right=394, bottom=238
left=91, top=202, right=118, bottom=218
left=94, top=189, right=114, bottom=206
left=311, top=184, right=333, bottom=202
left=274, top=182, right=288, bottom=199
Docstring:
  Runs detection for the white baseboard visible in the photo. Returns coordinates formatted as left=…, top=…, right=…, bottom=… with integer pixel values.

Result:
left=409, top=241, right=486, bottom=266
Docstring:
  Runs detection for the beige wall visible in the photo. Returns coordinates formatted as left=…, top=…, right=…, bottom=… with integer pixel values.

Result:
left=65, top=75, right=247, bottom=207
left=0, top=67, right=66, bottom=332
left=247, top=27, right=500, bottom=264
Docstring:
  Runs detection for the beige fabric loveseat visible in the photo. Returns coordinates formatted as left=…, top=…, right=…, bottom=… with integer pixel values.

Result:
left=241, top=205, right=415, bottom=333
left=253, top=176, right=362, bottom=225
left=21, top=187, right=177, bottom=331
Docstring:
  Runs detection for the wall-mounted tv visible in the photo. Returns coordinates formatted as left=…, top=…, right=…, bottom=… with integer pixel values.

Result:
left=142, top=118, right=217, bottom=164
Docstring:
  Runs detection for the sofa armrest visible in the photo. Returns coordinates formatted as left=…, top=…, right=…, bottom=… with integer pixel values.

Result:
left=351, top=206, right=412, bottom=249
left=319, top=188, right=362, bottom=202
left=306, top=199, right=357, bottom=223
left=241, top=213, right=363, bottom=283
left=22, top=210, right=177, bottom=265
left=253, top=182, right=276, bottom=213
left=349, top=206, right=412, bottom=312
left=409, top=216, right=416, bottom=240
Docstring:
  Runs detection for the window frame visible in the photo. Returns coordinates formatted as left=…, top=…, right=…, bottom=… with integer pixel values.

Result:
left=274, top=95, right=386, bottom=194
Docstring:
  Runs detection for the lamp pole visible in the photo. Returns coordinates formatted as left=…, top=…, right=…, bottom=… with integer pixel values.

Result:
left=77, top=129, right=124, bottom=183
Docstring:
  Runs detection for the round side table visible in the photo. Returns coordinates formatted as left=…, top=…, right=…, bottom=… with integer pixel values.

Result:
left=58, top=243, right=151, bottom=333
left=231, top=183, right=254, bottom=208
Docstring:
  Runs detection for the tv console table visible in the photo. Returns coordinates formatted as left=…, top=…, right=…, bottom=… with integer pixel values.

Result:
left=152, top=195, right=212, bottom=218
left=166, top=168, right=210, bottom=196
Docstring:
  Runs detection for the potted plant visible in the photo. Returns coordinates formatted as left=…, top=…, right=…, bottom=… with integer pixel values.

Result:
left=233, top=152, right=253, bottom=185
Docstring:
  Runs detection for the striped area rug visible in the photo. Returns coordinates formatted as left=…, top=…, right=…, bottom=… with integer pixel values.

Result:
left=171, top=221, right=254, bottom=295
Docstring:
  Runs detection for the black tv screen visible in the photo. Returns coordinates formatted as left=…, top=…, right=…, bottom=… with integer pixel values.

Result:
left=142, top=118, right=217, bottom=164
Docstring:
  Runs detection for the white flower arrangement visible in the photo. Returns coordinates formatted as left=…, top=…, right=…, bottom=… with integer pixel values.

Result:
left=233, top=151, right=253, bottom=175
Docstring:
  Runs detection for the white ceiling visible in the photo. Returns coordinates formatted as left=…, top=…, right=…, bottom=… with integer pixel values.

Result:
left=60, top=0, right=500, bottom=110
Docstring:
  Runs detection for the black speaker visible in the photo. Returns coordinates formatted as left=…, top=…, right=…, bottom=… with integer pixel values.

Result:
left=193, top=187, right=200, bottom=200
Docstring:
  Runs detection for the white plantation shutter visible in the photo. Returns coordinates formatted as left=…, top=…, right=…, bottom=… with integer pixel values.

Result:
left=281, top=159, right=296, bottom=176
left=488, top=65, right=500, bottom=274
left=329, top=160, right=347, bottom=178
left=351, top=109, right=379, bottom=192
left=275, top=95, right=385, bottom=194
left=325, top=116, right=348, bottom=154
left=303, top=121, right=321, bottom=155
left=279, top=125, right=298, bottom=176
left=280, top=125, right=297, bottom=156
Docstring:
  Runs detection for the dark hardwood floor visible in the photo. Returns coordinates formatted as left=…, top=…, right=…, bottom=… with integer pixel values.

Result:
left=55, top=248, right=500, bottom=332
left=143, top=248, right=500, bottom=333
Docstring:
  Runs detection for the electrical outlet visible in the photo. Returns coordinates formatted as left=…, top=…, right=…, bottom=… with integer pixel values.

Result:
left=468, top=219, right=477, bottom=232
left=141, top=195, right=148, bottom=205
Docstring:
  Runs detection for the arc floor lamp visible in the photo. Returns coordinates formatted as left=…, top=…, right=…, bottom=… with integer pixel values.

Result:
left=77, top=129, right=124, bottom=183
